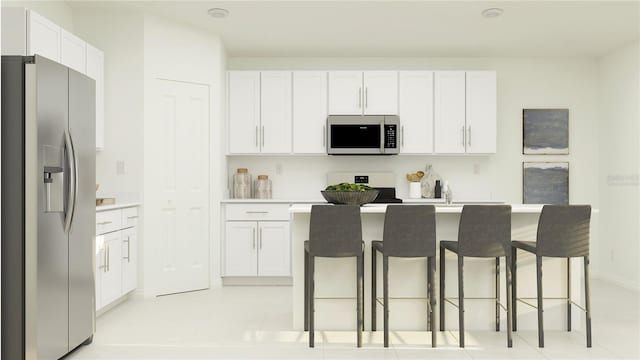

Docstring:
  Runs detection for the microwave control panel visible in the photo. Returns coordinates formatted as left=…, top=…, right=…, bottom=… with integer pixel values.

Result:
left=384, top=125, right=397, bottom=149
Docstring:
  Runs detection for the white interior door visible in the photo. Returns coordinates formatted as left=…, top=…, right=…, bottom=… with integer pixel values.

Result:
left=150, top=79, right=210, bottom=296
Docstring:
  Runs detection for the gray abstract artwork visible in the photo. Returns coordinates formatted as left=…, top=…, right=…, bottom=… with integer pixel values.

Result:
left=523, top=109, right=569, bottom=154
left=523, top=162, right=569, bottom=205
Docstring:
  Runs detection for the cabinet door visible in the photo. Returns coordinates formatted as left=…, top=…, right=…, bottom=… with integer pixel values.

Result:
left=228, top=71, right=260, bottom=154
left=260, top=71, right=292, bottom=153
left=363, top=71, right=398, bottom=115
left=60, top=29, right=86, bottom=73
left=465, top=71, right=497, bottom=154
left=95, top=235, right=105, bottom=311
left=27, top=10, right=61, bottom=61
left=100, top=231, right=122, bottom=307
left=121, top=227, right=138, bottom=294
left=85, top=44, right=105, bottom=150
left=399, top=71, right=434, bottom=153
left=434, top=71, right=466, bottom=154
left=224, top=222, right=258, bottom=276
left=328, top=71, right=363, bottom=115
left=258, top=222, right=291, bottom=276
left=293, top=71, right=328, bottom=154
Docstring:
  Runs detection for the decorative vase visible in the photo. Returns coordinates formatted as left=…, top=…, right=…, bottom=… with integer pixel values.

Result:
left=420, top=165, right=441, bottom=198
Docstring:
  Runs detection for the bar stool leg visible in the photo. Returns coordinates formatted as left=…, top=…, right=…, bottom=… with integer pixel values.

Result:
left=506, top=255, right=513, bottom=348
left=427, top=257, right=432, bottom=332
left=304, top=250, right=309, bottom=332
left=512, top=247, right=517, bottom=332
left=383, top=255, right=390, bottom=348
left=372, top=248, right=377, bottom=332
left=536, top=255, right=544, bottom=348
left=361, top=254, right=365, bottom=332
left=429, top=256, right=437, bottom=348
left=584, top=255, right=592, bottom=348
left=309, top=256, right=315, bottom=348
left=439, top=246, right=445, bottom=332
left=357, top=254, right=363, bottom=347
left=567, top=257, right=572, bottom=332
left=495, top=257, right=500, bottom=332
left=458, top=255, right=465, bottom=348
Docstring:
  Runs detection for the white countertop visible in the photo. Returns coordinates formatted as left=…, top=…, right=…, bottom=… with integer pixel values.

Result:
left=96, top=202, right=141, bottom=212
left=290, top=203, right=598, bottom=214
left=220, top=199, right=326, bottom=204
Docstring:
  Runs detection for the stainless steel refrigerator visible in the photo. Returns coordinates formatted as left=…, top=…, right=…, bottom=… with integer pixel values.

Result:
left=2, top=55, right=96, bottom=359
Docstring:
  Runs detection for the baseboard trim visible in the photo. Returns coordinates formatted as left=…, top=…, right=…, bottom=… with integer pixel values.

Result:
left=593, top=272, right=640, bottom=291
left=222, top=276, right=292, bottom=286
left=96, top=290, right=137, bottom=317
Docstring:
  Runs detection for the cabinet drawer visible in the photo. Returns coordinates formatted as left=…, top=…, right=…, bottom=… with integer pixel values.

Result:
left=122, top=207, right=139, bottom=228
left=96, top=210, right=122, bottom=235
left=225, top=204, right=290, bottom=221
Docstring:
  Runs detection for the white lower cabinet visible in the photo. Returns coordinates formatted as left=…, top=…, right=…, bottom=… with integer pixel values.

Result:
left=96, top=206, right=139, bottom=312
left=223, top=204, right=291, bottom=277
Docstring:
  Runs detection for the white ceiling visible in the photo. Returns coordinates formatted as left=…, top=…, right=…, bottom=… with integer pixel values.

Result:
left=69, top=0, right=640, bottom=57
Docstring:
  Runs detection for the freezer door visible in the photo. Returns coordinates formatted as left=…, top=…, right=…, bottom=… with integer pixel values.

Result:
left=68, top=68, right=96, bottom=349
left=34, top=55, right=70, bottom=360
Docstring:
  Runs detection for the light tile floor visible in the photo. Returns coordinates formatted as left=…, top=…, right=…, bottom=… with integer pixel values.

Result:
left=68, top=279, right=639, bottom=359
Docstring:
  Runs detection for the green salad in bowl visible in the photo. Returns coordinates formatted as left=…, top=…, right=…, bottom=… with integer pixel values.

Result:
left=321, top=183, right=379, bottom=205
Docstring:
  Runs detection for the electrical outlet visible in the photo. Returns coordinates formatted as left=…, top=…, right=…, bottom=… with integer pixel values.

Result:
left=116, top=161, right=125, bottom=175
left=473, top=163, right=480, bottom=174
left=275, top=163, right=283, bottom=175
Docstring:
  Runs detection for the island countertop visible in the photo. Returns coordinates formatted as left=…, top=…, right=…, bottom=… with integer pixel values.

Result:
left=290, top=203, right=599, bottom=214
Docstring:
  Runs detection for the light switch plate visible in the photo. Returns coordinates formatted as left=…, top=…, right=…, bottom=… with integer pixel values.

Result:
left=116, top=161, right=125, bottom=175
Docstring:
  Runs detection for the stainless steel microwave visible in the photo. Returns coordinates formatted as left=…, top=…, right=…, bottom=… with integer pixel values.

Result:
left=327, top=115, right=400, bottom=155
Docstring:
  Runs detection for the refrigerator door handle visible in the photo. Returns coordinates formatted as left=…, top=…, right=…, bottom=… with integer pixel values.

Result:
left=63, top=131, right=78, bottom=233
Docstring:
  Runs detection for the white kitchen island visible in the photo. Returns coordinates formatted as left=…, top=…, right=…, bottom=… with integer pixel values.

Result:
left=290, top=204, right=598, bottom=332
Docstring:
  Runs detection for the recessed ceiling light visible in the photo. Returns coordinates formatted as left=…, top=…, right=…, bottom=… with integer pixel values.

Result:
left=207, top=8, right=229, bottom=19
left=481, top=8, right=504, bottom=19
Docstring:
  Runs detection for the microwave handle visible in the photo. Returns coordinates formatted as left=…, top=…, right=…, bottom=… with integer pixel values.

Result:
left=380, top=120, right=385, bottom=153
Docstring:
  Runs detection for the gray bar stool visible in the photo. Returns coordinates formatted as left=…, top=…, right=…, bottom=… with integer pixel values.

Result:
left=439, top=205, right=513, bottom=348
left=304, top=205, right=365, bottom=348
left=511, top=205, right=592, bottom=348
left=371, top=205, right=437, bottom=348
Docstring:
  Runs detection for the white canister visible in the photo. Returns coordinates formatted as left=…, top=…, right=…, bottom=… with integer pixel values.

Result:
left=409, top=182, right=421, bottom=199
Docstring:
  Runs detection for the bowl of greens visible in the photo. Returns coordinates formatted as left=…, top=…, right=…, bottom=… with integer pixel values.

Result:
left=321, top=183, right=379, bottom=206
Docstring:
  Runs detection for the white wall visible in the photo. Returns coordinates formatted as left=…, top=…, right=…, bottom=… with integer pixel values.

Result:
left=227, top=57, right=600, bottom=205
left=143, top=13, right=227, bottom=295
left=2, top=0, right=73, bottom=30
left=596, top=40, right=640, bottom=290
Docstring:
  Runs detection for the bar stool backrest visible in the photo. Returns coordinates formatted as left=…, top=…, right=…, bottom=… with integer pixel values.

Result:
left=458, top=205, right=512, bottom=257
left=536, top=205, right=591, bottom=257
left=383, top=205, right=436, bottom=257
left=309, top=205, right=363, bottom=257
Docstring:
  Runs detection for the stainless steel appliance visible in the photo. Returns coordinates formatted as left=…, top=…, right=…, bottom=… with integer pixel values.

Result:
left=327, top=115, right=399, bottom=155
left=2, top=55, right=96, bottom=359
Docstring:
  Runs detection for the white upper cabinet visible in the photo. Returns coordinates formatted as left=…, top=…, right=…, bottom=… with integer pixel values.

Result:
left=363, top=71, right=398, bottom=115
left=465, top=71, right=497, bottom=154
left=85, top=44, right=105, bottom=150
left=228, top=71, right=261, bottom=154
left=27, top=10, right=61, bottom=61
left=260, top=72, right=292, bottom=154
left=292, top=71, right=328, bottom=154
left=434, top=71, right=467, bottom=154
left=60, top=29, right=86, bottom=73
left=399, top=71, right=434, bottom=153
left=328, top=71, right=363, bottom=115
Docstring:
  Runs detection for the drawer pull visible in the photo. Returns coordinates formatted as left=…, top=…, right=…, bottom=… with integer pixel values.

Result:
left=97, top=221, right=112, bottom=225
left=127, top=216, right=139, bottom=219
left=245, top=211, right=269, bottom=214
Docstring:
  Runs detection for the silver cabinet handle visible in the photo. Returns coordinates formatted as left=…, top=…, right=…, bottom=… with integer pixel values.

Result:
left=255, top=126, right=259, bottom=148
left=252, top=228, right=256, bottom=249
left=106, top=243, right=110, bottom=272
left=97, top=221, right=112, bottom=225
left=467, top=126, right=471, bottom=147
left=127, top=216, right=138, bottom=219
left=259, top=228, right=263, bottom=249
left=365, top=87, right=368, bottom=108
left=261, top=125, right=265, bottom=148
left=123, top=236, right=131, bottom=262
left=358, top=87, right=362, bottom=109
left=401, top=126, right=405, bottom=147
left=246, top=211, right=268, bottom=214
left=461, top=126, right=465, bottom=146
left=99, top=248, right=107, bottom=271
